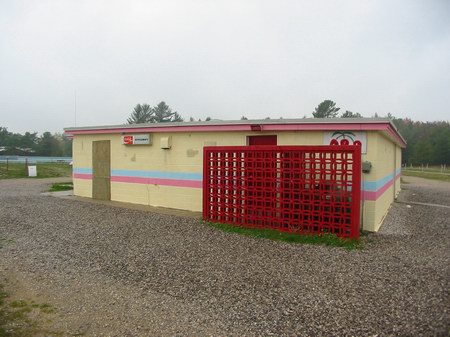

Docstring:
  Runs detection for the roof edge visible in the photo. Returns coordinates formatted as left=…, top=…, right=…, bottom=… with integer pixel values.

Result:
left=64, top=118, right=406, bottom=148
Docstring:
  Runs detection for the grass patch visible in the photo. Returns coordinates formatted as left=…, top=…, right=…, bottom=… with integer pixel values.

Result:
left=0, top=288, right=58, bottom=337
left=0, top=239, right=14, bottom=250
left=402, top=170, right=450, bottom=183
left=0, top=239, right=59, bottom=336
left=0, top=163, right=72, bottom=179
left=205, top=221, right=362, bottom=250
left=9, top=300, right=28, bottom=309
left=37, top=304, right=54, bottom=314
left=49, top=182, right=73, bottom=192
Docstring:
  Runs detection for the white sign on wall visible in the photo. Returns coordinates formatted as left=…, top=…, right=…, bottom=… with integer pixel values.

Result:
left=122, top=134, right=152, bottom=145
left=324, top=131, right=367, bottom=154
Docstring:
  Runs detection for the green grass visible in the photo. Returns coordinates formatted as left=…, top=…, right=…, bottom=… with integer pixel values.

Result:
left=0, top=239, right=14, bottom=250
left=0, top=289, right=58, bottom=337
left=49, top=182, right=73, bottom=192
left=205, top=221, right=362, bottom=250
left=402, top=169, right=450, bottom=182
left=0, top=163, right=72, bottom=179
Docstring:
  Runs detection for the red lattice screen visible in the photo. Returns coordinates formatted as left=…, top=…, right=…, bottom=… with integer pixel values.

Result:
left=203, top=142, right=361, bottom=238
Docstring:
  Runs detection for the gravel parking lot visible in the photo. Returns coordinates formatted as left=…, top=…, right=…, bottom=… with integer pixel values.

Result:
left=0, top=177, right=449, bottom=336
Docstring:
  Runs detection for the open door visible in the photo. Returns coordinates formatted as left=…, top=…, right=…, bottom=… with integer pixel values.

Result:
left=92, top=140, right=111, bottom=200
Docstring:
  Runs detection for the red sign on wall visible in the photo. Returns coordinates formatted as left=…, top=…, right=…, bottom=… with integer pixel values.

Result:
left=123, top=135, right=134, bottom=145
left=122, top=134, right=152, bottom=145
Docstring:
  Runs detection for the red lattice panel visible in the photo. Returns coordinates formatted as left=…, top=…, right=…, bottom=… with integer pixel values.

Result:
left=203, top=143, right=361, bottom=238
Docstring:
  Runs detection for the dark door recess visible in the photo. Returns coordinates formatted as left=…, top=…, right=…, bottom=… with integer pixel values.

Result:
left=92, top=140, right=111, bottom=200
left=248, top=135, right=277, bottom=146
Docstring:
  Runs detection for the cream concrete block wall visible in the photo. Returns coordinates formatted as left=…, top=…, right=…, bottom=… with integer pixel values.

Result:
left=361, top=131, right=380, bottom=183
left=107, top=131, right=326, bottom=210
left=73, top=130, right=330, bottom=210
left=109, top=130, right=328, bottom=174
left=74, top=179, right=92, bottom=198
left=359, top=131, right=380, bottom=231
left=278, top=131, right=324, bottom=145
left=109, top=183, right=203, bottom=210
left=110, top=131, right=248, bottom=171
left=108, top=132, right=247, bottom=210
left=148, top=185, right=202, bottom=211
left=73, top=135, right=92, bottom=169
left=373, top=185, right=395, bottom=229
left=395, top=145, right=402, bottom=196
left=361, top=200, right=376, bottom=232
left=72, top=129, right=402, bottom=232
left=72, top=135, right=109, bottom=198
left=98, top=132, right=242, bottom=209
left=111, top=182, right=150, bottom=205
left=362, top=131, right=390, bottom=180
left=361, top=133, right=398, bottom=232
left=376, top=134, right=397, bottom=182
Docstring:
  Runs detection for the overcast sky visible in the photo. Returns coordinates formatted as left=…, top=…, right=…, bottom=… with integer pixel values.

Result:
left=0, top=0, right=449, bottom=134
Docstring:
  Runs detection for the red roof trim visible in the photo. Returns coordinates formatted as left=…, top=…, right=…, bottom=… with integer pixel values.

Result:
left=66, top=122, right=406, bottom=147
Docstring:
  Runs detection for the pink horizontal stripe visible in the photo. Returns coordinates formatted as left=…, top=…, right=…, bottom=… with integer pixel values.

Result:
left=111, top=176, right=202, bottom=188
left=363, top=179, right=394, bottom=201
left=73, top=173, right=92, bottom=180
left=74, top=172, right=402, bottom=195
left=264, top=123, right=386, bottom=131
left=67, top=125, right=250, bottom=134
left=66, top=123, right=385, bottom=134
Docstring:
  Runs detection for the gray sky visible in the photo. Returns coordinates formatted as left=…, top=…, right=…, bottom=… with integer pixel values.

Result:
left=1, top=0, right=449, bottom=134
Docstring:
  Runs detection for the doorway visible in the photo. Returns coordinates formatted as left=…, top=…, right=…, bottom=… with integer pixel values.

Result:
left=247, top=135, right=277, bottom=146
left=92, top=140, right=111, bottom=200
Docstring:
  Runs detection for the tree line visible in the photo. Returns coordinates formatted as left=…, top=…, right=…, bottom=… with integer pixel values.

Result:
left=1, top=99, right=448, bottom=164
left=127, top=102, right=183, bottom=124
left=311, top=100, right=450, bottom=165
left=127, top=99, right=449, bottom=165
left=127, top=99, right=363, bottom=123
left=392, top=118, right=450, bottom=165
left=0, top=128, right=72, bottom=157
left=128, top=101, right=217, bottom=123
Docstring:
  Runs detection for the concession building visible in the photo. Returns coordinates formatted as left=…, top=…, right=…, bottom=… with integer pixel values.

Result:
left=65, top=118, right=405, bottom=235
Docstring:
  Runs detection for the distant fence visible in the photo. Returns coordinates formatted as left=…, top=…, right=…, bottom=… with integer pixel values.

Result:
left=402, top=163, right=449, bottom=173
left=0, top=156, right=72, bottom=164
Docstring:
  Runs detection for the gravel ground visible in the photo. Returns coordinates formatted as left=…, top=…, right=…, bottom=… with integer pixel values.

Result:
left=0, top=177, right=449, bottom=336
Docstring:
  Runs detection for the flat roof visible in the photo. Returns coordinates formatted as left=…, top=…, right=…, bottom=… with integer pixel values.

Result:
left=65, top=117, right=406, bottom=147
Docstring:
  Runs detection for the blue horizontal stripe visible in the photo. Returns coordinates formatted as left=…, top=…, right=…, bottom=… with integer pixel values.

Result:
left=362, top=169, right=400, bottom=192
left=111, top=169, right=202, bottom=181
left=75, top=167, right=400, bottom=192
left=363, top=173, right=394, bottom=191
left=73, top=167, right=92, bottom=174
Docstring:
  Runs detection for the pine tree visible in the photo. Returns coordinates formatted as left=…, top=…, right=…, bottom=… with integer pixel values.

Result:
left=312, top=100, right=340, bottom=118
left=152, top=101, right=183, bottom=122
left=127, top=104, right=153, bottom=124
